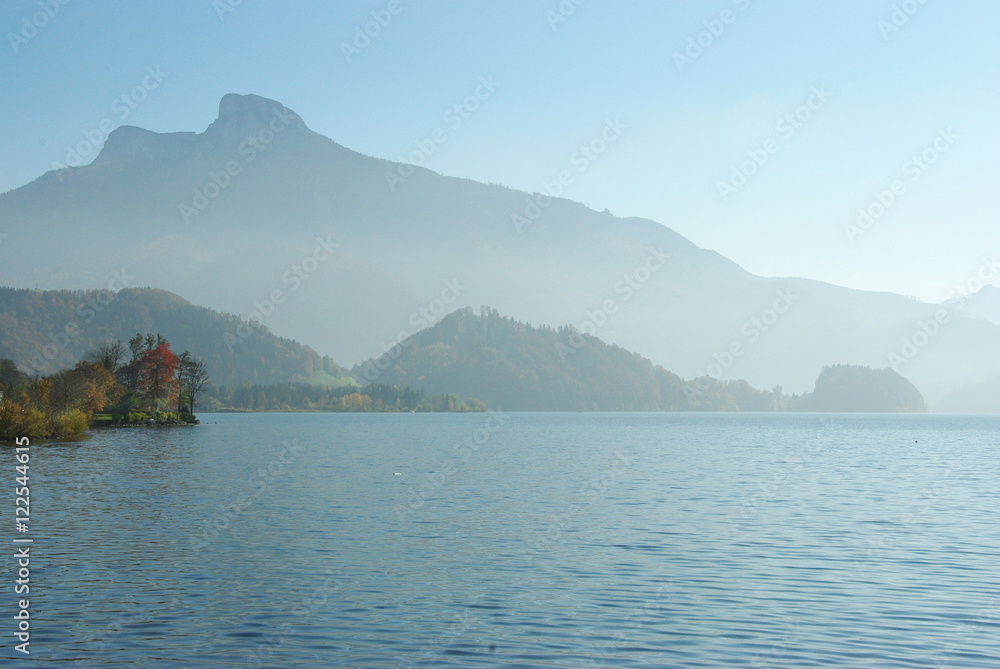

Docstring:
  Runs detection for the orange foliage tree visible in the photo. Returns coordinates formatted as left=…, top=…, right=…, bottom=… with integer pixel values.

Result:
left=135, top=342, right=180, bottom=411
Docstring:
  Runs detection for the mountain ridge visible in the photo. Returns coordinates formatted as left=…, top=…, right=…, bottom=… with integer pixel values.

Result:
left=0, top=286, right=351, bottom=387
left=352, top=306, right=928, bottom=413
left=1, top=93, right=997, bottom=408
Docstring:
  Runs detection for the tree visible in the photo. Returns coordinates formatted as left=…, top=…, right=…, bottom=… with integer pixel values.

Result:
left=0, top=359, right=27, bottom=394
left=138, top=342, right=179, bottom=411
left=86, top=340, right=127, bottom=373
left=67, top=362, right=123, bottom=413
left=0, top=361, right=123, bottom=440
left=177, top=351, right=210, bottom=414
left=128, top=333, right=146, bottom=361
left=120, top=333, right=178, bottom=410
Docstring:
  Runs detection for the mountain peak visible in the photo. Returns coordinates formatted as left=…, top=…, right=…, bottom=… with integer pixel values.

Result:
left=93, top=126, right=199, bottom=165
left=206, top=93, right=307, bottom=144
left=218, top=93, right=282, bottom=118
left=92, top=94, right=306, bottom=166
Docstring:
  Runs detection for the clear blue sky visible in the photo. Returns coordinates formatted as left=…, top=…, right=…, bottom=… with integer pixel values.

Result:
left=2, top=0, right=997, bottom=302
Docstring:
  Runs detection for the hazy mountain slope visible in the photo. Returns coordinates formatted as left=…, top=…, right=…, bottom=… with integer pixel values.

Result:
left=957, top=285, right=1000, bottom=325
left=0, top=286, right=351, bottom=386
left=936, top=375, right=1000, bottom=414
left=353, top=308, right=928, bottom=413
left=1, top=93, right=997, bottom=407
left=352, top=306, right=731, bottom=411
left=801, top=364, right=926, bottom=413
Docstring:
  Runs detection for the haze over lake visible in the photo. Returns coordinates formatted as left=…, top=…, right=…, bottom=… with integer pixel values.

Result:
left=3, top=2, right=999, bottom=665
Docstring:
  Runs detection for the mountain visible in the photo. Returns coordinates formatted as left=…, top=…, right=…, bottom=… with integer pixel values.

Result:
left=0, top=286, right=353, bottom=386
left=800, top=364, right=927, bottom=413
left=936, top=375, right=1000, bottom=414
left=2, top=93, right=998, bottom=408
left=352, top=306, right=771, bottom=411
left=353, top=308, right=928, bottom=413
left=956, top=284, right=1000, bottom=325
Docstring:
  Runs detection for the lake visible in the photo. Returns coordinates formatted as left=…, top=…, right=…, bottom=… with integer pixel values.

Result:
left=13, top=412, right=1000, bottom=666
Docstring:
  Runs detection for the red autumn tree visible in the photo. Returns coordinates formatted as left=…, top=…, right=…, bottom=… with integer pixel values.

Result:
left=136, top=342, right=180, bottom=411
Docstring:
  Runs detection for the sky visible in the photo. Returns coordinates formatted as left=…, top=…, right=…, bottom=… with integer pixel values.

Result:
left=1, top=0, right=997, bottom=303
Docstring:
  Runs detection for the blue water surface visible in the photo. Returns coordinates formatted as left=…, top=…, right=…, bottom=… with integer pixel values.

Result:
left=9, top=412, right=999, bottom=667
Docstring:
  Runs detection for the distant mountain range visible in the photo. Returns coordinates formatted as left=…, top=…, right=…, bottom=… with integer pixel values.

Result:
left=958, top=284, right=1000, bottom=325
left=936, top=374, right=1000, bottom=414
left=0, top=288, right=928, bottom=413
left=354, top=306, right=926, bottom=413
left=1, top=93, right=997, bottom=407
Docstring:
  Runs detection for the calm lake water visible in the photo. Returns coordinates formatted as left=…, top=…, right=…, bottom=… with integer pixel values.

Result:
left=9, top=413, right=1000, bottom=667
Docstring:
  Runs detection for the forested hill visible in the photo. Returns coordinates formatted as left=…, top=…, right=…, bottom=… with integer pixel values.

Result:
left=353, top=307, right=774, bottom=411
left=0, top=287, right=353, bottom=386
left=801, top=364, right=927, bottom=412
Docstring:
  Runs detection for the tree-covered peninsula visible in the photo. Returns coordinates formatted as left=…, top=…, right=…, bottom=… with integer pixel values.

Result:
left=0, top=333, right=207, bottom=440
